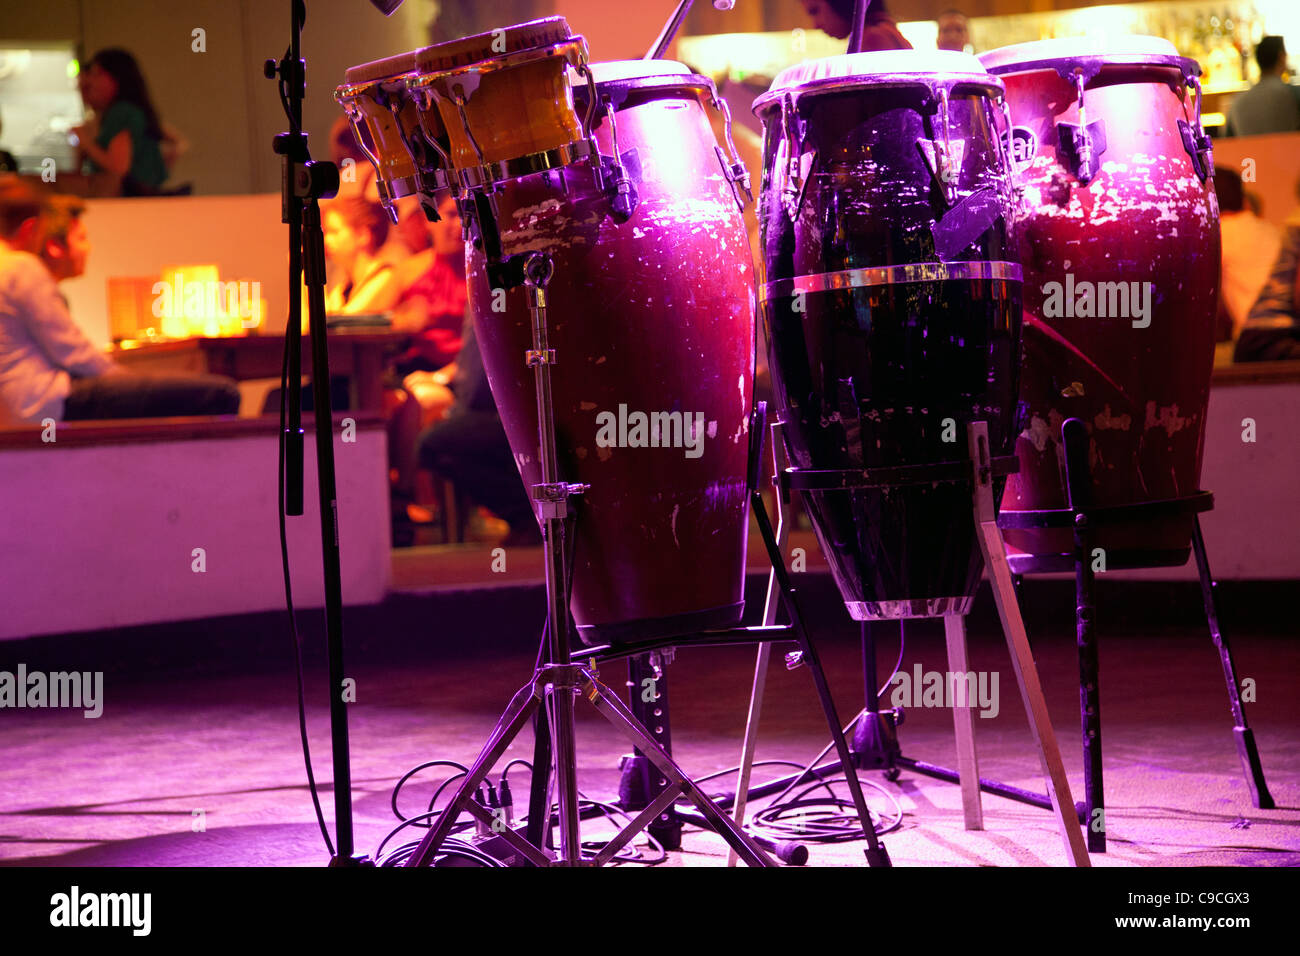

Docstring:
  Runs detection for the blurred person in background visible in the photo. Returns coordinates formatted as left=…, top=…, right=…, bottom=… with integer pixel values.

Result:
left=0, top=177, right=238, bottom=424
left=801, top=0, right=911, bottom=50
left=321, top=196, right=400, bottom=315
left=1235, top=173, right=1300, bottom=362
left=0, top=111, right=18, bottom=173
left=329, top=115, right=379, bottom=205
left=937, top=9, right=970, bottom=53
left=416, top=314, right=539, bottom=548
left=1214, top=165, right=1280, bottom=342
left=72, top=48, right=169, bottom=196
left=1226, top=37, right=1300, bottom=137
left=329, top=116, right=429, bottom=281
left=387, top=195, right=468, bottom=535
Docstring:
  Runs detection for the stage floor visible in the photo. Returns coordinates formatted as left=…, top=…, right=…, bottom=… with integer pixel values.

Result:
left=2, top=608, right=1297, bottom=868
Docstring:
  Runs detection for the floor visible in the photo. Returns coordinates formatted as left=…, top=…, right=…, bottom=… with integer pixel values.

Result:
left=2, top=587, right=1297, bottom=868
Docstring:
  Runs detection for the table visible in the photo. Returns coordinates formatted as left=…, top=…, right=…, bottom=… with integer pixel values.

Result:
left=111, top=331, right=408, bottom=415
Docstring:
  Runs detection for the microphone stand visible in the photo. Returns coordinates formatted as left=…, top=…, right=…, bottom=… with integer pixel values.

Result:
left=848, top=0, right=867, bottom=53
left=265, top=0, right=367, bottom=867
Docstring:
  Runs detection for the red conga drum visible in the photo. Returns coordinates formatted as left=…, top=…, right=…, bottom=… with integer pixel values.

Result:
left=981, top=37, right=1219, bottom=570
left=465, top=59, right=757, bottom=644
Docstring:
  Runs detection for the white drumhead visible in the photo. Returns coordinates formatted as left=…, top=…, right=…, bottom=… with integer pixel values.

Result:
left=980, top=35, right=1179, bottom=73
left=567, top=59, right=698, bottom=86
left=768, top=49, right=991, bottom=96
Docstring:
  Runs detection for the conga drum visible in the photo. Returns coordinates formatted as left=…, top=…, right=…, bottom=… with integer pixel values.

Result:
left=981, top=37, right=1219, bottom=570
left=754, top=51, right=1022, bottom=619
left=466, top=60, right=757, bottom=644
left=334, top=51, right=451, bottom=217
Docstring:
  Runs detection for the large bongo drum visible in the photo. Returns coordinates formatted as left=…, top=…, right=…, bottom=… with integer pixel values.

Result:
left=466, top=60, right=757, bottom=644
left=754, top=51, right=1023, bottom=619
left=981, top=37, right=1219, bottom=571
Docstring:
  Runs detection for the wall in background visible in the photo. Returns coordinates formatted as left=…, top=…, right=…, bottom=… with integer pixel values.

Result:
left=61, top=194, right=289, bottom=348
left=3, top=0, right=430, bottom=195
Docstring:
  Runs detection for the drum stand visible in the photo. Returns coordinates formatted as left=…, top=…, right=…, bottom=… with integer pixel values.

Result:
left=576, top=402, right=892, bottom=867
left=997, top=417, right=1274, bottom=853
left=730, top=421, right=1092, bottom=866
left=403, top=252, right=778, bottom=866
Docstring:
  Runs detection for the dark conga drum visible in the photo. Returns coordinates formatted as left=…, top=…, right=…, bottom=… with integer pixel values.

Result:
left=981, top=37, right=1219, bottom=571
left=754, top=51, right=1023, bottom=619
left=465, top=59, right=757, bottom=644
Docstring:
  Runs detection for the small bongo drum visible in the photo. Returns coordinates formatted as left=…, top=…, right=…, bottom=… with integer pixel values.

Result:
left=981, top=37, right=1219, bottom=571
left=334, top=51, right=451, bottom=218
left=405, top=17, right=593, bottom=190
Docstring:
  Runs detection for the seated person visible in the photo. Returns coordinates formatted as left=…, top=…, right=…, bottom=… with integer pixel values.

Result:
left=386, top=197, right=467, bottom=529
left=391, top=194, right=466, bottom=380
left=1215, top=166, right=1281, bottom=342
left=1235, top=172, right=1300, bottom=362
left=72, top=48, right=169, bottom=197
left=417, top=317, right=540, bottom=548
left=0, top=177, right=239, bottom=424
left=321, top=196, right=401, bottom=315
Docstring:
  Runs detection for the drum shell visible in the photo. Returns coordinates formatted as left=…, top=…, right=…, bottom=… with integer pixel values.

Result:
left=995, top=62, right=1219, bottom=569
left=340, top=79, right=423, bottom=188
left=468, top=83, right=756, bottom=643
left=757, top=81, right=1022, bottom=618
left=432, top=44, right=586, bottom=170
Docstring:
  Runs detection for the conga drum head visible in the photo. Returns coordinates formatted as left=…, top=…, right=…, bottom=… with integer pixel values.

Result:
left=981, top=36, right=1217, bottom=572
left=415, top=17, right=574, bottom=72
left=755, top=52, right=1022, bottom=619
left=468, top=60, right=756, bottom=645
left=979, top=34, right=1180, bottom=72
left=409, top=17, right=589, bottom=183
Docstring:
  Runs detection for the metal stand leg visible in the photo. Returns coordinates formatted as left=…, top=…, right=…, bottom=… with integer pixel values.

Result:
left=1192, top=517, right=1274, bottom=809
left=620, top=652, right=682, bottom=849
left=944, top=614, right=984, bottom=831
left=1062, top=417, right=1105, bottom=852
left=728, top=418, right=790, bottom=867
left=751, top=472, right=892, bottom=867
left=406, top=250, right=775, bottom=867
left=969, top=422, right=1091, bottom=867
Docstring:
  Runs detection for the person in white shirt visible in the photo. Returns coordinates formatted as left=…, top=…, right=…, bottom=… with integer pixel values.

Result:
left=0, top=176, right=239, bottom=425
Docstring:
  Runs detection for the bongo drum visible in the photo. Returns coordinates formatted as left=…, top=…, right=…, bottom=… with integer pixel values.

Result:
left=466, top=60, right=756, bottom=644
left=754, top=51, right=1022, bottom=619
left=405, top=17, right=594, bottom=190
left=981, top=37, right=1218, bottom=571
left=334, top=51, right=451, bottom=217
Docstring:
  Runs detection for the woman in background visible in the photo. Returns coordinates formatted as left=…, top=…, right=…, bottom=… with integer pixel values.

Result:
left=72, top=48, right=168, bottom=196
left=321, top=197, right=400, bottom=315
